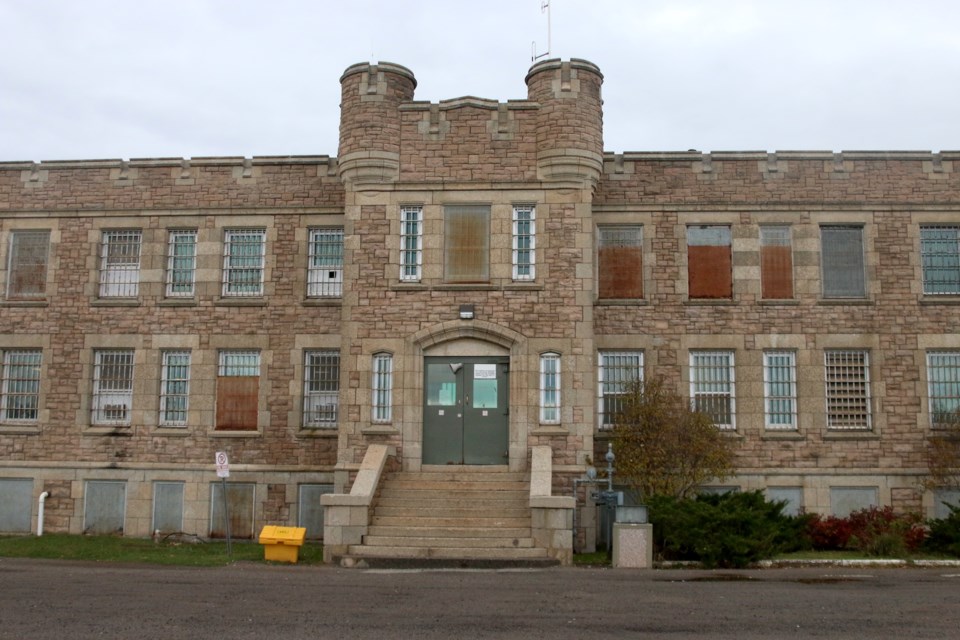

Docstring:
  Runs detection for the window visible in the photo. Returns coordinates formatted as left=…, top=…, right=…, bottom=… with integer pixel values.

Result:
left=216, top=350, right=260, bottom=431
left=920, top=226, right=960, bottom=295
left=222, top=229, right=265, bottom=297
left=927, top=352, right=960, bottom=428
left=92, top=349, right=134, bottom=426
left=6, top=230, right=50, bottom=300
left=760, top=226, right=793, bottom=299
left=598, top=351, right=643, bottom=429
left=1, top=349, right=41, bottom=422
left=444, top=205, right=490, bottom=283
left=400, top=206, right=423, bottom=282
left=540, top=352, right=560, bottom=423
left=372, top=353, right=393, bottom=423
left=303, top=350, right=340, bottom=428
left=307, top=227, right=343, bottom=297
left=687, top=226, right=732, bottom=299
left=99, top=230, right=141, bottom=298
left=598, top=225, right=643, bottom=299
left=165, top=230, right=197, bottom=297
left=763, top=351, right=797, bottom=430
left=821, top=226, right=865, bottom=298
left=824, top=350, right=871, bottom=430
left=690, top=351, right=736, bottom=430
left=513, top=205, right=536, bottom=281
left=159, top=351, right=190, bottom=426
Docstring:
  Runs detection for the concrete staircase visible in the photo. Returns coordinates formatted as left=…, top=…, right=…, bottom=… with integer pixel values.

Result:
left=339, top=466, right=558, bottom=568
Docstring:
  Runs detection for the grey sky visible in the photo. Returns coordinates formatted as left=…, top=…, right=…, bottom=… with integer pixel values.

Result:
left=2, top=0, right=958, bottom=162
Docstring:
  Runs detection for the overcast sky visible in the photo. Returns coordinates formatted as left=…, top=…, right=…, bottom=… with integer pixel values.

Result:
left=2, top=0, right=958, bottom=162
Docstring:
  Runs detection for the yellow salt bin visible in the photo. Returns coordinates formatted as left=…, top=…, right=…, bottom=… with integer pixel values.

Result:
left=258, top=525, right=307, bottom=563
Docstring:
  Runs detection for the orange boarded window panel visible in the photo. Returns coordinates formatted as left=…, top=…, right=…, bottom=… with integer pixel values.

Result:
left=216, top=351, right=260, bottom=431
left=444, top=205, right=490, bottom=283
left=687, top=226, right=732, bottom=299
left=598, top=226, right=643, bottom=299
left=760, top=226, right=794, bottom=299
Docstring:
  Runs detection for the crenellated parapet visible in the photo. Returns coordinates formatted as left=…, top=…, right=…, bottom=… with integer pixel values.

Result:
left=525, top=58, right=604, bottom=188
left=338, top=62, right=417, bottom=185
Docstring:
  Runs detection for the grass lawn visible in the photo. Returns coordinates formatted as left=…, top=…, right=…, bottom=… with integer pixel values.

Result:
left=0, top=534, right=325, bottom=567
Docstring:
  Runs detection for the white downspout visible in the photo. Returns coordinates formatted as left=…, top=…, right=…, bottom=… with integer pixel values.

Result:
left=37, top=491, right=50, bottom=536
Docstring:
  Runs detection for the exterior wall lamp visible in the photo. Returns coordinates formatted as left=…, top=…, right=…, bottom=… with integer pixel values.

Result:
left=458, top=304, right=475, bottom=320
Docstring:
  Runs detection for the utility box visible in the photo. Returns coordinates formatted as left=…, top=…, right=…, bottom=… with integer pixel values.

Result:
left=258, top=526, right=307, bottom=564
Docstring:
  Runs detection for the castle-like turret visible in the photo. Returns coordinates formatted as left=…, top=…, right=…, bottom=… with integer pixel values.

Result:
left=338, top=62, right=417, bottom=184
left=525, top=58, right=604, bottom=187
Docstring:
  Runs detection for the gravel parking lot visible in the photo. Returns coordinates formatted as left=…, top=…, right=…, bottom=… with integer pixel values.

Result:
left=2, top=559, right=958, bottom=639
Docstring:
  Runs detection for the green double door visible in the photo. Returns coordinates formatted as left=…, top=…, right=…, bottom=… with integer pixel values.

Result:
left=423, top=356, right=509, bottom=465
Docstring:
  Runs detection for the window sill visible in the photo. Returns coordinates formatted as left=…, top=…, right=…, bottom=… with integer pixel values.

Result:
left=817, top=298, right=873, bottom=306
left=391, top=282, right=429, bottom=291
left=720, top=431, right=744, bottom=440
left=595, top=298, right=647, bottom=306
left=297, top=428, right=339, bottom=438
left=684, top=298, right=736, bottom=305
left=302, top=298, right=342, bottom=307
left=823, top=430, right=878, bottom=440
left=363, top=425, right=398, bottom=435
left=84, top=426, right=133, bottom=436
left=531, top=425, right=568, bottom=435
left=91, top=299, right=141, bottom=307
left=761, top=431, right=805, bottom=441
left=152, top=426, right=191, bottom=436
left=1, top=299, right=49, bottom=307
left=434, top=284, right=498, bottom=291
left=504, top=282, right=544, bottom=291
left=158, top=298, right=198, bottom=307
left=215, top=298, right=267, bottom=307
left=758, top=299, right=800, bottom=306
left=920, top=295, right=960, bottom=305
left=0, top=425, right=41, bottom=435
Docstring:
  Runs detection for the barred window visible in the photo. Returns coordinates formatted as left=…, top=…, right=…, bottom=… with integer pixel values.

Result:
left=598, top=225, right=643, bottom=299
left=92, top=350, right=134, bottom=426
left=927, top=352, right=960, bottom=428
left=920, top=226, right=960, bottom=295
left=763, top=350, right=797, bottom=430
left=400, top=206, right=423, bottom=282
left=7, top=230, right=50, bottom=300
left=307, top=228, right=343, bottom=297
left=303, top=350, right=340, bottom=428
left=372, top=353, right=393, bottom=423
left=444, top=205, right=490, bottom=283
left=821, top=226, right=866, bottom=298
left=540, top=352, right=560, bottom=424
left=824, top=350, right=871, bottom=430
left=690, top=351, right=736, bottom=430
left=99, top=230, right=141, bottom=298
left=165, top=230, right=197, bottom=297
left=222, top=229, right=265, bottom=297
left=1, top=350, right=42, bottom=422
left=760, top=226, right=794, bottom=299
left=160, top=351, right=191, bottom=426
left=598, top=351, right=643, bottom=429
left=513, top=205, right=536, bottom=281
left=688, top=226, right=732, bottom=299
left=216, top=350, right=260, bottom=431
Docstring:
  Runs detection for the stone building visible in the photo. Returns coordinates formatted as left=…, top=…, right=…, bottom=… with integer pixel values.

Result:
left=1, top=58, right=959, bottom=563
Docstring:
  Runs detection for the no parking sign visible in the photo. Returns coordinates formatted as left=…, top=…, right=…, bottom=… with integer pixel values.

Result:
left=215, top=451, right=230, bottom=478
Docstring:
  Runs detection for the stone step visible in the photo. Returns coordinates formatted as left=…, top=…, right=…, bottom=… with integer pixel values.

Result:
left=345, top=545, right=550, bottom=561
left=366, top=525, right=533, bottom=539
left=362, top=535, right=536, bottom=549
left=371, top=515, right=531, bottom=528
left=374, top=495, right=528, bottom=509
left=382, top=479, right=528, bottom=492
left=373, top=505, right=531, bottom=518
left=387, top=471, right=528, bottom=483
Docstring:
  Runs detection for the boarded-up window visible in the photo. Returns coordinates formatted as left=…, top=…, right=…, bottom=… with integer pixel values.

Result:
left=216, top=351, right=260, bottom=431
left=299, top=483, right=334, bottom=540
left=821, top=226, right=865, bottom=298
left=687, top=226, right=732, bottom=299
left=598, top=226, right=643, bottom=299
left=760, top=226, right=793, bottom=299
left=444, top=205, right=490, bottom=283
left=84, top=480, right=126, bottom=535
left=0, top=478, right=33, bottom=533
left=210, top=482, right=255, bottom=539
left=7, top=230, right=49, bottom=300
left=152, top=481, right=184, bottom=534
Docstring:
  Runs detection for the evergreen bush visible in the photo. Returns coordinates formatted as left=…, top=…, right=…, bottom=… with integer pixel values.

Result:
left=925, top=504, right=960, bottom=557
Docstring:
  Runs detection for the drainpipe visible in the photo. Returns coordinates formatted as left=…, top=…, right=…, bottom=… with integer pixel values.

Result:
left=37, top=491, right=50, bottom=537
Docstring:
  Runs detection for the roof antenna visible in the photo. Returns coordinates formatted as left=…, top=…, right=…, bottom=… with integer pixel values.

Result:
left=531, top=1, right=551, bottom=62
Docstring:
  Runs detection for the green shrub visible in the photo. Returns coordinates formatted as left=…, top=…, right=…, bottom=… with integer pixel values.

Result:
left=925, top=504, right=960, bottom=557
left=648, top=490, right=810, bottom=568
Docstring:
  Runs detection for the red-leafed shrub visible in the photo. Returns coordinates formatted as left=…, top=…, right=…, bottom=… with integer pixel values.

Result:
left=807, top=507, right=925, bottom=556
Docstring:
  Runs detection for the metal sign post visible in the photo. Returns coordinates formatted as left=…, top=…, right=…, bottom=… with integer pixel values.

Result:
left=215, top=451, right=232, bottom=558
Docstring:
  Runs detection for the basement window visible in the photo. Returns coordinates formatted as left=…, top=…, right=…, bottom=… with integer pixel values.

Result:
left=687, top=226, right=732, bottom=299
